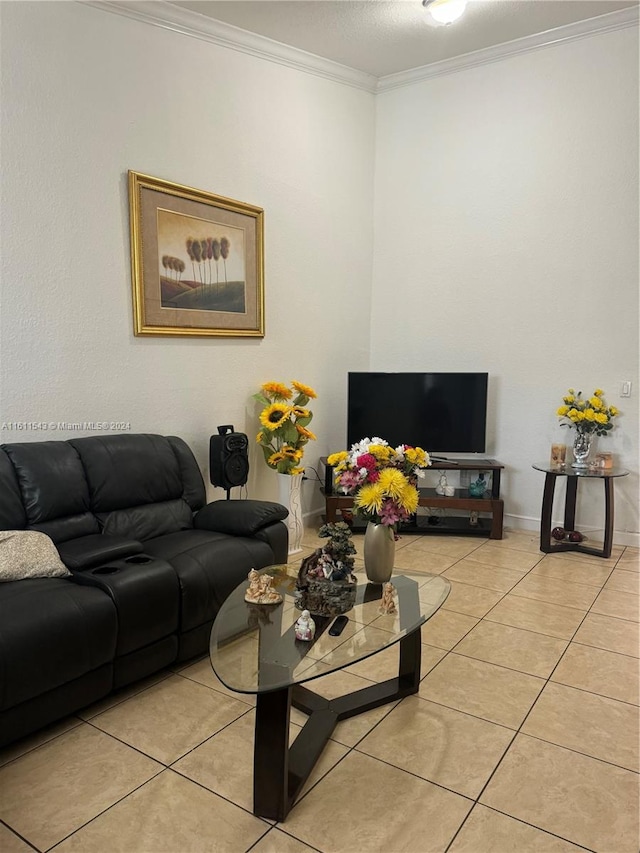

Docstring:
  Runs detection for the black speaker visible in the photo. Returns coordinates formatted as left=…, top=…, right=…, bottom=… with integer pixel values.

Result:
left=210, top=425, right=249, bottom=489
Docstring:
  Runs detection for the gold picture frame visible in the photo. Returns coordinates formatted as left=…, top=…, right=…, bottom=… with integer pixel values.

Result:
left=128, top=171, right=264, bottom=337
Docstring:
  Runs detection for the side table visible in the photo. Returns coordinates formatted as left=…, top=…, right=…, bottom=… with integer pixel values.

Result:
left=533, top=463, right=629, bottom=559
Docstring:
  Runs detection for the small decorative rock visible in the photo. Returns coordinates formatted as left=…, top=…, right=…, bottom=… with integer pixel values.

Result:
left=294, top=609, right=316, bottom=641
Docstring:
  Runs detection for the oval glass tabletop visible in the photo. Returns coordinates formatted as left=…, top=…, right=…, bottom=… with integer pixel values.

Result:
left=209, top=563, right=450, bottom=694
left=532, top=463, right=629, bottom=478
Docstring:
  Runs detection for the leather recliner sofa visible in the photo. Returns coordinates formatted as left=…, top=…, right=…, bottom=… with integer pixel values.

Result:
left=0, top=433, right=288, bottom=747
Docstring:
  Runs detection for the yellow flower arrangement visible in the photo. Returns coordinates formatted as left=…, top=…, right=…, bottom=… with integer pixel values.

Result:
left=557, top=387, right=619, bottom=437
left=327, top=437, right=430, bottom=527
left=254, top=380, right=317, bottom=475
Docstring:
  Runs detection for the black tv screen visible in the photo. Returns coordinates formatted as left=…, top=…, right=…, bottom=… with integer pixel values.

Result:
left=347, top=372, right=488, bottom=454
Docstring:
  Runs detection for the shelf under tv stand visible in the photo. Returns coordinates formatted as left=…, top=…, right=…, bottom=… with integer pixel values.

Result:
left=320, top=457, right=504, bottom=540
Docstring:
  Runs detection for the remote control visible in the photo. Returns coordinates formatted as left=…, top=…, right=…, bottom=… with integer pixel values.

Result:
left=329, top=615, right=349, bottom=636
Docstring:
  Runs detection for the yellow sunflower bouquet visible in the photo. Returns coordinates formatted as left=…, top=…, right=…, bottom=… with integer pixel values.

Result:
left=254, top=380, right=317, bottom=475
left=557, top=388, right=619, bottom=437
left=327, top=438, right=430, bottom=527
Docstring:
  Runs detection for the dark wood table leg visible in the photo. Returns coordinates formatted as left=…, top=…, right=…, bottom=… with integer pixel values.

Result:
left=490, top=499, right=504, bottom=540
left=603, top=477, right=615, bottom=559
left=563, top=476, right=578, bottom=532
left=253, top=686, right=291, bottom=821
left=540, top=473, right=557, bottom=553
left=399, top=626, right=422, bottom=692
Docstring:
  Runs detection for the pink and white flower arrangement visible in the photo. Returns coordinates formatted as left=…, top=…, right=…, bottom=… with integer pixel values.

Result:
left=327, top=437, right=431, bottom=527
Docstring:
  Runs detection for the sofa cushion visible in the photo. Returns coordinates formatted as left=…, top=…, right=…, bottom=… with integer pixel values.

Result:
left=194, top=500, right=288, bottom=536
left=2, top=441, right=99, bottom=542
left=71, top=434, right=188, bottom=512
left=97, top=499, right=194, bottom=542
left=142, top=530, right=274, bottom=631
left=0, top=449, right=27, bottom=530
left=0, top=531, right=70, bottom=581
left=0, top=577, right=117, bottom=709
left=56, top=534, right=144, bottom=570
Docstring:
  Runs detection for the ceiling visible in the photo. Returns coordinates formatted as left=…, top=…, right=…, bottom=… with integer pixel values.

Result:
left=170, top=0, right=639, bottom=77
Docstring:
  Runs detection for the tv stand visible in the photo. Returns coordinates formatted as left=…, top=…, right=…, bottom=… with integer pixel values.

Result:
left=320, top=457, right=504, bottom=540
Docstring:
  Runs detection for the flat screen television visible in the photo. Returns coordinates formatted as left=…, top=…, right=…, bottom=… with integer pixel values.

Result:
left=347, top=372, right=489, bottom=455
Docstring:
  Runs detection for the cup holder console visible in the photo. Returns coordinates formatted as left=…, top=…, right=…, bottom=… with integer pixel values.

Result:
left=92, top=566, right=120, bottom=575
left=125, top=555, right=153, bottom=564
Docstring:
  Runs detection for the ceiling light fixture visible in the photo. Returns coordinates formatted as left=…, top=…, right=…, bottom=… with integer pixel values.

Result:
left=422, top=0, right=468, bottom=25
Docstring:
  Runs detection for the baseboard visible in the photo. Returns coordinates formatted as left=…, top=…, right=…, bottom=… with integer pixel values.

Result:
left=505, top=513, right=639, bottom=549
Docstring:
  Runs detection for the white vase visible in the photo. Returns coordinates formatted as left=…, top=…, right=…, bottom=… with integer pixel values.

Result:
left=277, top=472, right=304, bottom=555
left=363, top=522, right=395, bottom=584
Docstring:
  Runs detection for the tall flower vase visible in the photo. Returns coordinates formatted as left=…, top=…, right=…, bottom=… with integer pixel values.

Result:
left=363, top=522, right=395, bottom=584
left=277, top=473, right=304, bottom=555
left=572, top=431, right=592, bottom=468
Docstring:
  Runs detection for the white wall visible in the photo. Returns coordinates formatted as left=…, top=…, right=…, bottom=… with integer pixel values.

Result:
left=1, top=3, right=637, bottom=543
left=371, top=26, right=639, bottom=542
left=0, top=1, right=375, bottom=515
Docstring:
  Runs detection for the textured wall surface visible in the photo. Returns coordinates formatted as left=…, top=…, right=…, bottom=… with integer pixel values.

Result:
left=1, top=3, right=637, bottom=541
left=0, top=1, right=375, bottom=515
left=371, top=26, right=639, bottom=539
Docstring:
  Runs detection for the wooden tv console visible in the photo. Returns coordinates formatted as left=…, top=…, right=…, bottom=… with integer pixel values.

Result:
left=320, top=457, right=504, bottom=540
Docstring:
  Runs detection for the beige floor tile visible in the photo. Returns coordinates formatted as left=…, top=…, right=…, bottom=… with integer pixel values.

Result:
left=547, top=547, right=623, bottom=567
left=53, top=769, right=267, bottom=853
left=403, top=535, right=485, bottom=560
left=485, top=594, right=586, bottom=639
left=530, top=555, right=612, bottom=587
left=617, top=548, right=640, bottom=572
left=90, top=673, right=251, bottom=763
left=604, top=568, right=640, bottom=595
left=77, top=670, right=173, bottom=720
left=0, top=715, right=82, bottom=768
left=358, top=694, right=514, bottom=798
left=419, top=609, right=479, bottom=650
left=449, top=804, right=585, bottom=853
left=289, top=669, right=399, bottom=747
left=174, top=709, right=349, bottom=812
left=394, top=544, right=457, bottom=573
left=497, top=528, right=545, bottom=554
left=551, top=643, right=639, bottom=705
left=480, top=734, right=640, bottom=853
left=282, top=750, right=472, bottom=852
left=441, top=581, right=504, bottom=618
left=175, top=655, right=257, bottom=704
left=573, top=612, right=640, bottom=657
left=467, top=542, right=542, bottom=571
left=591, top=587, right=640, bottom=622
left=0, top=823, right=36, bottom=853
left=344, top=641, right=445, bottom=682
left=443, top=560, right=527, bottom=593
left=454, top=620, right=568, bottom=678
left=252, top=828, right=318, bottom=853
left=419, top=653, right=545, bottom=728
left=522, top=682, right=639, bottom=772
left=510, top=574, right=600, bottom=611
left=0, top=724, right=162, bottom=851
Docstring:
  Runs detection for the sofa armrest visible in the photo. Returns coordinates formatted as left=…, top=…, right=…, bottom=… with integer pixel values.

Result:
left=56, top=534, right=144, bottom=570
left=194, top=500, right=288, bottom=537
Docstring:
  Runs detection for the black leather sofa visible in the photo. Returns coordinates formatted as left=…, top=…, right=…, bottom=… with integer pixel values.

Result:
left=0, top=433, right=288, bottom=747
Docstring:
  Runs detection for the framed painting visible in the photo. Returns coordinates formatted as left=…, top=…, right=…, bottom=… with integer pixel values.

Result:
left=128, top=171, right=264, bottom=337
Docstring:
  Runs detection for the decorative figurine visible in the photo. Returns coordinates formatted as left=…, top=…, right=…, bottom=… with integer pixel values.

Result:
left=435, top=472, right=448, bottom=495
left=244, top=568, right=282, bottom=605
left=379, top=582, right=397, bottom=615
left=294, top=609, right=316, bottom=641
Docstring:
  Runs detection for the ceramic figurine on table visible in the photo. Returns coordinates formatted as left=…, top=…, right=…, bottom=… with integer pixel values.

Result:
left=294, top=609, right=316, bottom=641
left=245, top=569, right=282, bottom=605
left=259, top=574, right=283, bottom=605
left=379, top=582, right=397, bottom=615
left=435, top=473, right=448, bottom=495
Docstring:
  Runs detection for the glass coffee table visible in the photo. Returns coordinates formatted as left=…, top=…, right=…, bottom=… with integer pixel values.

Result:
left=209, top=563, right=450, bottom=820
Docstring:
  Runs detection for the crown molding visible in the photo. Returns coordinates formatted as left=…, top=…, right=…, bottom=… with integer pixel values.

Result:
left=82, top=1, right=378, bottom=92
left=83, top=1, right=638, bottom=95
left=376, top=5, right=640, bottom=92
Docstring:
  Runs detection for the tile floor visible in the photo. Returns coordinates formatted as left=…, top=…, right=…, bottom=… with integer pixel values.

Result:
left=0, top=528, right=638, bottom=853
